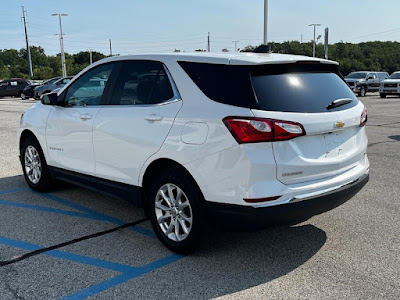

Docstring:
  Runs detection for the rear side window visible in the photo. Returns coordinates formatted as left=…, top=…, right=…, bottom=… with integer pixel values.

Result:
left=178, top=62, right=255, bottom=108
left=111, top=61, right=174, bottom=105
left=179, top=61, right=358, bottom=113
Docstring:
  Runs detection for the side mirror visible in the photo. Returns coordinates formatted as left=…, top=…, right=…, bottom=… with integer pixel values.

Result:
left=41, top=92, right=59, bottom=106
left=367, top=76, right=374, bottom=80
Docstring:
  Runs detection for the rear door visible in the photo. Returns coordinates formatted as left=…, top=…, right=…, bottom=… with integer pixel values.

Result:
left=250, top=68, right=367, bottom=185
left=92, top=60, right=182, bottom=185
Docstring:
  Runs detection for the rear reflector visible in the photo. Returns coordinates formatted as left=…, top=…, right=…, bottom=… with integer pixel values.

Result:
left=223, top=117, right=306, bottom=144
left=243, top=196, right=282, bottom=203
left=360, top=106, right=367, bottom=126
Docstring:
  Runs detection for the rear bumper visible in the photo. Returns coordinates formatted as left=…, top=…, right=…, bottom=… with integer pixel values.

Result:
left=206, top=172, right=369, bottom=231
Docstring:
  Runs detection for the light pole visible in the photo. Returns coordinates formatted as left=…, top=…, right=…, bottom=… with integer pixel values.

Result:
left=52, top=13, right=68, bottom=77
left=309, top=23, right=321, bottom=57
left=264, top=0, right=268, bottom=45
left=88, top=49, right=93, bottom=64
left=232, top=41, right=239, bottom=52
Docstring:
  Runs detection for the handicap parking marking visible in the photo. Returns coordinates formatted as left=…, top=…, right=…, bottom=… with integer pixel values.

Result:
left=0, top=187, right=185, bottom=299
left=0, top=236, right=183, bottom=299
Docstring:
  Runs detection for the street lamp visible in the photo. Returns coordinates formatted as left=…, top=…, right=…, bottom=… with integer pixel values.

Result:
left=52, top=13, right=68, bottom=77
left=264, top=0, right=268, bottom=45
left=309, top=23, right=321, bottom=57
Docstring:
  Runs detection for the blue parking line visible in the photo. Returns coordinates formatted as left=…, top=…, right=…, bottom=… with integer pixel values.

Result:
left=0, top=199, right=103, bottom=221
left=0, top=235, right=184, bottom=299
left=0, top=187, right=185, bottom=298
left=38, top=192, right=156, bottom=239
left=0, top=187, right=30, bottom=194
left=0, top=187, right=156, bottom=239
left=60, top=254, right=183, bottom=300
left=0, top=236, right=137, bottom=273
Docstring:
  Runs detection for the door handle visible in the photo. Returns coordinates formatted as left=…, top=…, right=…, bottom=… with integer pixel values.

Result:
left=145, top=114, right=163, bottom=122
left=80, top=114, right=92, bottom=120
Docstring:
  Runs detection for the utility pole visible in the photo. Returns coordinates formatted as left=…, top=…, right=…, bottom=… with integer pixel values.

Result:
left=88, top=49, right=93, bottom=64
left=324, top=27, right=329, bottom=59
left=21, top=6, right=33, bottom=77
left=232, top=41, right=239, bottom=52
left=207, top=32, right=210, bottom=52
left=309, top=23, right=321, bottom=57
left=109, top=39, right=112, bottom=56
left=264, top=0, right=268, bottom=45
left=52, top=13, right=68, bottom=77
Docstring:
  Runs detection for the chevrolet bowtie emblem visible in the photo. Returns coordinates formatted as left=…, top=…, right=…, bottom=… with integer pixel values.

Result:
left=335, top=121, right=345, bottom=128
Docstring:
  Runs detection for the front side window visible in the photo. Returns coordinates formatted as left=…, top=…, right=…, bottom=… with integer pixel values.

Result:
left=111, top=61, right=174, bottom=105
left=64, top=63, right=114, bottom=107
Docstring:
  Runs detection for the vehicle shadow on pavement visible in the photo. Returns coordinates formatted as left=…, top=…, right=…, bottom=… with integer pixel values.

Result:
left=162, top=224, right=327, bottom=298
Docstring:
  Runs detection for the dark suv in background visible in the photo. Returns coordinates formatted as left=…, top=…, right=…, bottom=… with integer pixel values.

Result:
left=0, top=78, right=31, bottom=98
left=345, top=71, right=389, bottom=97
left=33, top=77, right=73, bottom=100
left=21, top=77, right=62, bottom=100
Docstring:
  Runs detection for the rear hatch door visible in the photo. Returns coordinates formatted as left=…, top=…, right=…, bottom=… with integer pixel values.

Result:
left=250, top=64, right=367, bottom=185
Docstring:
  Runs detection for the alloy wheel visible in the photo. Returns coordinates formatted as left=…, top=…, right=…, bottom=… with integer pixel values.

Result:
left=154, top=183, right=193, bottom=242
left=24, top=145, right=42, bottom=184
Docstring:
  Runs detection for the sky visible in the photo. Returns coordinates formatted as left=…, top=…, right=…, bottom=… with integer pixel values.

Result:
left=1, top=0, right=400, bottom=56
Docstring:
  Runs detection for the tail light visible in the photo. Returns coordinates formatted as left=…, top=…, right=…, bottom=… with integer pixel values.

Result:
left=360, top=107, right=367, bottom=127
left=223, top=117, right=306, bottom=144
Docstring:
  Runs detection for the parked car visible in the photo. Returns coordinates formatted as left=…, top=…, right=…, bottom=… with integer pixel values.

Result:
left=379, top=71, right=400, bottom=98
left=345, top=71, right=389, bottom=97
left=33, top=76, right=72, bottom=100
left=19, top=53, right=369, bottom=253
left=21, top=77, right=62, bottom=100
left=0, top=78, right=31, bottom=98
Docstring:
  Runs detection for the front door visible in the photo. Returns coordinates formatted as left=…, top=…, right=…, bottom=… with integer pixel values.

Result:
left=45, top=63, right=116, bottom=175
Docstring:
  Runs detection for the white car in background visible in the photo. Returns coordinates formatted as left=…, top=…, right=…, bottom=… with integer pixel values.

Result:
left=18, top=53, right=369, bottom=253
left=379, top=71, right=400, bottom=98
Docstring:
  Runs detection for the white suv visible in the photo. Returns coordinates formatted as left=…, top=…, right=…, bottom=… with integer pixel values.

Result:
left=19, top=53, right=369, bottom=253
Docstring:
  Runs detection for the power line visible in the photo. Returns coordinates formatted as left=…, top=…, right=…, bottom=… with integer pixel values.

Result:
left=352, top=27, right=400, bottom=41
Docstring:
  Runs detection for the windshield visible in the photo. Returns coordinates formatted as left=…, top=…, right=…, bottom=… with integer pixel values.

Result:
left=346, top=72, right=367, bottom=79
left=43, top=77, right=60, bottom=85
left=389, top=73, right=400, bottom=79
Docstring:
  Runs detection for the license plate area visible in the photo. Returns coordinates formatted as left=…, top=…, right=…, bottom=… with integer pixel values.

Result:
left=323, top=131, right=347, bottom=158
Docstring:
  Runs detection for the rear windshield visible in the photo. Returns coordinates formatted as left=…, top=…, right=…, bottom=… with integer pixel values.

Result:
left=179, top=61, right=358, bottom=113
left=251, top=72, right=358, bottom=113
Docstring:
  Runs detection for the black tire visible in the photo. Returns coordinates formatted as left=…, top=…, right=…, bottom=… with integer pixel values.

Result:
left=147, top=167, right=206, bottom=254
left=21, top=135, right=52, bottom=192
left=380, top=93, right=387, bottom=98
left=359, top=86, right=367, bottom=97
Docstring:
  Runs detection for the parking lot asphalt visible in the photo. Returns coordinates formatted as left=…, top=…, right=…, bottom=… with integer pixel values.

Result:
left=0, top=95, right=399, bottom=299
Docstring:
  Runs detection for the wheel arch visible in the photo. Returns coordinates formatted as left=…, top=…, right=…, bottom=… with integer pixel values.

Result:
left=19, top=129, right=37, bottom=151
left=140, top=158, right=207, bottom=210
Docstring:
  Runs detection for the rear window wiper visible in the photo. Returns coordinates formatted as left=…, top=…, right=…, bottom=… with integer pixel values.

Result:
left=326, top=98, right=353, bottom=110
